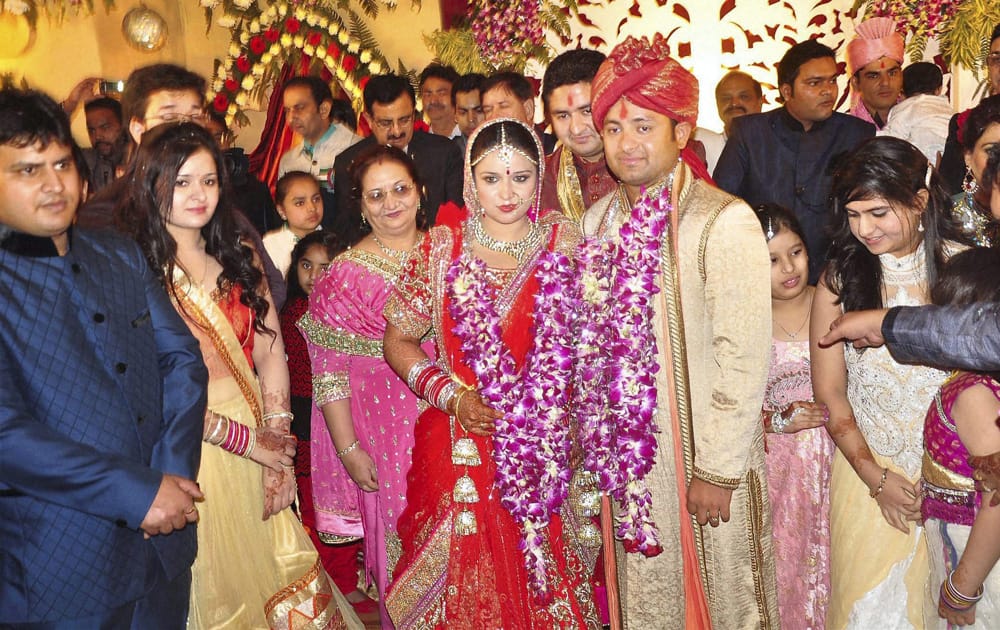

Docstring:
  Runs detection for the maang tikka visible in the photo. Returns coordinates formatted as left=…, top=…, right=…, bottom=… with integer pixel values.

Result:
left=470, top=122, right=538, bottom=173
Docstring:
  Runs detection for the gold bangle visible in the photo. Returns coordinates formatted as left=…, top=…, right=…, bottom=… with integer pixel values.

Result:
left=450, top=386, right=473, bottom=419
left=870, top=467, right=888, bottom=498
left=337, top=440, right=360, bottom=459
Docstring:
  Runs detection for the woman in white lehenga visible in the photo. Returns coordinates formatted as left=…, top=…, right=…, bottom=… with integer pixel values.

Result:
left=811, top=137, right=972, bottom=629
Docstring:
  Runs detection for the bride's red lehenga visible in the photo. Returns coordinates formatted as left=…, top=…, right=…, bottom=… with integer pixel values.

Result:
left=383, top=210, right=599, bottom=630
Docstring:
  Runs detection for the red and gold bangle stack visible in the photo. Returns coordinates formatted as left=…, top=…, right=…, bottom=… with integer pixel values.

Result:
left=940, top=571, right=984, bottom=611
left=206, top=411, right=257, bottom=458
left=407, top=359, right=458, bottom=413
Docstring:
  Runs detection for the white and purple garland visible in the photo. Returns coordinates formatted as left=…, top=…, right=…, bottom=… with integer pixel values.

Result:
left=446, top=248, right=578, bottom=602
left=573, top=185, right=672, bottom=556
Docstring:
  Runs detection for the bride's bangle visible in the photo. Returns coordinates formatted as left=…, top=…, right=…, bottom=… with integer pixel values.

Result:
left=870, top=467, right=888, bottom=498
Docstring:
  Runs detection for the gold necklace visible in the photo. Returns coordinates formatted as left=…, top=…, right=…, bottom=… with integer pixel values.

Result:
left=471, top=217, right=542, bottom=264
left=371, top=232, right=416, bottom=261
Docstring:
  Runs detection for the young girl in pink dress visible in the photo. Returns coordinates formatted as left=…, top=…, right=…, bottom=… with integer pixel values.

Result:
left=921, top=246, right=1000, bottom=628
left=755, top=203, right=834, bottom=628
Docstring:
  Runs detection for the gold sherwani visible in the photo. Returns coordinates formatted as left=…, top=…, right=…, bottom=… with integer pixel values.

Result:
left=583, top=162, right=778, bottom=630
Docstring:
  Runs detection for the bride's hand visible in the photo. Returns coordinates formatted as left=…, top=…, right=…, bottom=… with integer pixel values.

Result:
left=455, top=391, right=502, bottom=437
left=341, top=448, right=379, bottom=492
left=873, top=469, right=922, bottom=533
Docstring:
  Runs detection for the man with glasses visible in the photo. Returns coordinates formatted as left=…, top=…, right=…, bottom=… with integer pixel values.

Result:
left=77, top=64, right=207, bottom=231
left=331, top=74, right=462, bottom=239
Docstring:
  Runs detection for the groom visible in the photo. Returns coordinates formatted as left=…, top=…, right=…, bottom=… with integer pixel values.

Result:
left=583, top=35, right=777, bottom=629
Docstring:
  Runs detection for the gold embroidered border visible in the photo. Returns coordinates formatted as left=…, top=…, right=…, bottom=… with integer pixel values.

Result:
left=341, top=247, right=404, bottom=280
left=923, top=453, right=976, bottom=492
left=693, top=466, right=742, bottom=491
left=264, top=557, right=347, bottom=630
left=298, top=312, right=383, bottom=357
left=318, top=531, right=362, bottom=544
left=313, top=372, right=350, bottom=406
left=385, top=511, right=453, bottom=629
left=745, top=470, right=773, bottom=630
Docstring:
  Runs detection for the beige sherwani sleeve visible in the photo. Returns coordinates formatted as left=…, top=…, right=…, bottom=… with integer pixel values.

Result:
left=688, top=197, right=771, bottom=485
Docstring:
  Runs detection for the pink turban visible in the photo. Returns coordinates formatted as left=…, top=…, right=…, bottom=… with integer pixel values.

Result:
left=846, top=17, right=904, bottom=76
left=591, top=33, right=699, bottom=131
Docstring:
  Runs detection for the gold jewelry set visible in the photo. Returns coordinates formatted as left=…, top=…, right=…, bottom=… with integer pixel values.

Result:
left=471, top=216, right=542, bottom=265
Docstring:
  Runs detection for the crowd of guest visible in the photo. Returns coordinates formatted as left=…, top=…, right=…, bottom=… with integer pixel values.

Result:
left=4, top=16, right=1000, bottom=630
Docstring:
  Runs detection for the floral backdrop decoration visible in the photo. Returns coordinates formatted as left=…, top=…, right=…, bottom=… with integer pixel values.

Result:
left=205, top=0, right=405, bottom=127
left=426, top=0, right=582, bottom=73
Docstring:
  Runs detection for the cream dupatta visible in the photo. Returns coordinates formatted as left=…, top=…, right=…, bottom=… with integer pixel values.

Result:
left=170, top=270, right=359, bottom=630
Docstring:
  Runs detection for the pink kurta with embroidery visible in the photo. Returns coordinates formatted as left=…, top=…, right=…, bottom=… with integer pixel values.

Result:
left=300, top=249, right=433, bottom=626
left=762, top=338, right=834, bottom=629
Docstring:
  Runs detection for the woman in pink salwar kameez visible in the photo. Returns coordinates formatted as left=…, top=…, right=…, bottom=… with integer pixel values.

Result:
left=299, top=145, right=433, bottom=629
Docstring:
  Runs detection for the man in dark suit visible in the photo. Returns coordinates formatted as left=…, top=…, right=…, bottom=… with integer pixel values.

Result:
left=715, top=39, right=875, bottom=283
left=332, top=74, right=463, bottom=241
left=0, top=88, right=207, bottom=628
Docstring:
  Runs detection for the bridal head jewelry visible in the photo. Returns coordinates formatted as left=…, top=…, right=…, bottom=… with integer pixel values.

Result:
left=470, top=121, right=538, bottom=170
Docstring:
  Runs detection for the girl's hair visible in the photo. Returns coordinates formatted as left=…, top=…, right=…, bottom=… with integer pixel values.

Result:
left=825, top=136, right=970, bottom=312
left=931, top=246, right=1000, bottom=381
left=960, top=94, right=1000, bottom=152
left=983, top=143, right=1000, bottom=198
left=754, top=203, right=806, bottom=244
left=117, top=122, right=271, bottom=334
left=931, top=247, right=1000, bottom=307
left=347, top=144, right=427, bottom=243
left=284, top=230, right=344, bottom=302
left=274, top=170, right=318, bottom=206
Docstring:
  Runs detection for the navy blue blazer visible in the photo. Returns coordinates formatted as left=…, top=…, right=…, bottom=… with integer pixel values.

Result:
left=714, top=108, right=875, bottom=283
left=0, top=228, right=207, bottom=623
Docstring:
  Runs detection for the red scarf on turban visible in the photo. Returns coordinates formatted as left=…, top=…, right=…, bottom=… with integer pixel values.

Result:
left=590, top=33, right=713, bottom=183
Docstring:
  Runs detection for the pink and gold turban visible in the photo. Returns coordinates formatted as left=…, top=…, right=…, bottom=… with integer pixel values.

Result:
left=590, top=33, right=699, bottom=131
left=846, top=17, right=904, bottom=76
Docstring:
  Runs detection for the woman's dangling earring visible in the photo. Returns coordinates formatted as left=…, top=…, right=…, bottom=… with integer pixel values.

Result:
left=917, top=217, right=925, bottom=233
left=963, top=166, right=979, bottom=200
left=360, top=212, right=369, bottom=229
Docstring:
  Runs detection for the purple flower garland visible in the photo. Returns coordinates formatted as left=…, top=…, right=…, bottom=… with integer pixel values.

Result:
left=573, top=185, right=672, bottom=556
left=446, top=247, right=578, bottom=602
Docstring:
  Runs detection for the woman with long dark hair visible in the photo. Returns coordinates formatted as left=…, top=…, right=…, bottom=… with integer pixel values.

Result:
left=811, top=136, right=970, bottom=628
left=118, top=122, right=359, bottom=629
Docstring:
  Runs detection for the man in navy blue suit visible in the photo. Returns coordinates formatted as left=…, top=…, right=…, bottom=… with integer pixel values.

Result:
left=0, top=89, right=207, bottom=628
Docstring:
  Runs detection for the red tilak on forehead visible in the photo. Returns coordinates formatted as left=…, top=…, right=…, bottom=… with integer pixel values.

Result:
left=567, top=93, right=575, bottom=108
left=880, top=59, right=885, bottom=69
left=617, top=100, right=628, bottom=118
